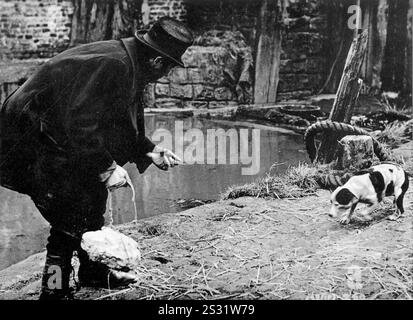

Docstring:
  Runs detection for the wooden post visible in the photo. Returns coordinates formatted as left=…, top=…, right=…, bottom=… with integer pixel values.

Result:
left=407, top=0, right=413, bottom=95
left=70, top=0, right=142, bottom=47
left=318, top=0, right=355, bottom=94
left=315, top=29, right=369, bottom=164
left=361, top=0, right=374, bottom=85
left=371, top=0, right=389, bottom=89
left=253, top=0, right=283, bottom=104
left=380, top=0, right=409, bottom=91
left=329, top=31, right=368, bottom=122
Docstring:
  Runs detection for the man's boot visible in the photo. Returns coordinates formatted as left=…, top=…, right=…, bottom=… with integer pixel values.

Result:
left=39, top=228, right=77, bottom=300
left=77, top=249, right=130, bottom=289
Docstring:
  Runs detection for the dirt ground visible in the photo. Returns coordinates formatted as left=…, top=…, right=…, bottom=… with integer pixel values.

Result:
left=0, top=140, right=412, bottom=300
left=0, top=179, right=412, bottom=300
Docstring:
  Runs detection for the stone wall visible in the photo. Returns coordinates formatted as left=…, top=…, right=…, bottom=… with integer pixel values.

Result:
left=0, top=0, right=330, bottom=106
left=184, top=0, right=261, bottom=50
left=144, top=45, right=238, bottom=109
left=277, top=0, right=327, bottom=100
left=0, top=0, right=187, bottom=60
left=184, top=0, right=327, bottom=101
left=0, top=0, right=74, bottom=60
left=147, top=0, right=328, bottom=107
left=143, top=0, right=187, bottom=25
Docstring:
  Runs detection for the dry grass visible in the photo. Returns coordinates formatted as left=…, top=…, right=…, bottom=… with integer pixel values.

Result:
left=95, top=261, right=411, bottom=300
left=123, top=255, right=411, bottom=300
left=130, top=264, right=232, bottom=300
left=93, top=196, right=413, bottom=300
left=373, top=121, right=410, bottom=149
left=222, top=163, right=319, bottom=200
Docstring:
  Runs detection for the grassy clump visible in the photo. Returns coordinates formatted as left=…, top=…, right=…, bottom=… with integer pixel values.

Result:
left=223, top=146, right=413, bottom=201
left=373, top=121, right=411, bottom=149
left=222, top=163, right=320, bottom=200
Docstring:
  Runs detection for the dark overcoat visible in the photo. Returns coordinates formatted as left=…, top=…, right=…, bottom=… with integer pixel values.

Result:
left=0, top=37, right=156, bottom=235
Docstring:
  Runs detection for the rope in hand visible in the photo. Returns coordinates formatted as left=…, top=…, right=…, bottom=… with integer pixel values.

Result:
left=106, top=176, right=138, bottom=226
left=106, top=180, right=137, bottom=284
left=125, top=174, right=138, bottom=222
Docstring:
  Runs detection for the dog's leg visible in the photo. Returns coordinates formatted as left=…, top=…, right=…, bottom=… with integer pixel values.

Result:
left=339, top=203, right=357, bottom=224
left=339, top=214, right=351, bottom=224
left=388, top=188, right=406, bottom=221
left=388, top=172, right=410, bottom=221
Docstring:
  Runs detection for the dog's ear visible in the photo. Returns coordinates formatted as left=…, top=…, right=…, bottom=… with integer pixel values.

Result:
left=336, top=188, right=357, bottom=205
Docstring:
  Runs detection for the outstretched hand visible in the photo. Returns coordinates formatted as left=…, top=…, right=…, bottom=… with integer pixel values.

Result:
left=146, top=146, right=182, bottom=171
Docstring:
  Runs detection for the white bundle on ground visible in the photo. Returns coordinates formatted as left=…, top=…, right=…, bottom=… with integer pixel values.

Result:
left=81, top=227, right=141, bottom=272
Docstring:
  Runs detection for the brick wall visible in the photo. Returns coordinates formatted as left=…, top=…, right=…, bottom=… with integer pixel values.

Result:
left=277, top=0, right=327, bottom=100
left=143, top=0, right=187, bottom=25
left=185, top=0, right=261, bottom=46
left=0, top=0, right=328, bottom=106
left=0, top=0, right=74, bottom=60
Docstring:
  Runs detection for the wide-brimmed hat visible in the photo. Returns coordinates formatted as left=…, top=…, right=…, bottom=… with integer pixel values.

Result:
left=135, top=17, right=194, bottom=67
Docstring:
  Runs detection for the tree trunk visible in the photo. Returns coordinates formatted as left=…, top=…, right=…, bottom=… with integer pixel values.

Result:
left=406, top=0, right=412, bottom=95
left=253, top=0, right=283, bottom=104
left=370, top=0, right=389, bottom=89
left=361, top=0, right=374, bottom=84
left=380, top=0, right=409, bottom=91
left=318, top=0, right=356, bottom=94
left=112, top=0, right=143, bottom=39
left=316, top=30, right=369, bottom=164
left=69, top=0, right=142, bottom=47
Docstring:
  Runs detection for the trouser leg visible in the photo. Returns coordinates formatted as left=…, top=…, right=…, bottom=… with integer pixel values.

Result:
left=29, top=152, right=109, bottom=292
left=77, top=248, right=113, bottom=288
left=39, top=228, right=79, bottom=300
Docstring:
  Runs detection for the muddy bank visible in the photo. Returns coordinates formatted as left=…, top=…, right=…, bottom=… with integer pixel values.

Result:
left=0, top=141, right=411, bottom=300
left=1, top=183, right=412, bottom=300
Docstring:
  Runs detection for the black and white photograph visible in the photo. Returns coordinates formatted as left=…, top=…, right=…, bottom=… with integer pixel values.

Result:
left=0, top=0, right=412, bottom=305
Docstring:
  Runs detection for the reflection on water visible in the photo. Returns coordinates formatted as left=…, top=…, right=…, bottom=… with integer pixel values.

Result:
left=0, top=190, right=49, bottom=270
left=0, top=114, right=308, bottom=270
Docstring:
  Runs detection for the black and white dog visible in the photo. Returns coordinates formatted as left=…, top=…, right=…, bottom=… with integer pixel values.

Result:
left=330, top=163, right=409, bottom=224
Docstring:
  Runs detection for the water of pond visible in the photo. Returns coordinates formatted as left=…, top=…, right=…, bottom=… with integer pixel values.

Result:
left=0, top=114, right=308, bottom=270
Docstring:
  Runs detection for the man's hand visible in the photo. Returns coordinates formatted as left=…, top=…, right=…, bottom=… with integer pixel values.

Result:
left=146, top=145, right=182, bottom=171
left=104, top=165, right=132, bottom=191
